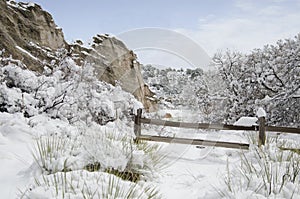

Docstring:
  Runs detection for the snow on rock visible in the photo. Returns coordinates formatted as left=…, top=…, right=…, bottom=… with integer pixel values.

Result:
left=257, top=107, right=267, bottom=118
left=16, top=46, right=39, bottom=61
left=234, top=117, right=258, bottom=127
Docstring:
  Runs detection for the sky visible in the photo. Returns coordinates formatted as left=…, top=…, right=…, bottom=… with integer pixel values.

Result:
left=17, top=0, right=300, bottom=69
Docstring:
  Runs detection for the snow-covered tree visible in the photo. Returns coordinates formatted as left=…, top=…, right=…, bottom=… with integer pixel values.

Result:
left=0, top=51, right=142, bottom=125
left=214, top=34, right=300, bottom=127
left=142, top=65, right=227, bottom=122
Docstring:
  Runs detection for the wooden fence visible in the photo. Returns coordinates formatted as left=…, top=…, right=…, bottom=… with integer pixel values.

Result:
left=134, top=109, right=300, bottom=150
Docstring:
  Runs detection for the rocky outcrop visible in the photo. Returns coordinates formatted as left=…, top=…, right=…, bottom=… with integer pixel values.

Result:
left=0, top=0, right=66, bottom=71
left=97, top=35, right=156, bottom=111
left=71, top=35, right=156, bottom=111
left=0, top=0, right=156, bottom=111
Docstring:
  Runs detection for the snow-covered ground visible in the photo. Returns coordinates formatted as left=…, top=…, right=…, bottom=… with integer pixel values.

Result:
left=1, top=108, right=300, bottom=198
left=0, top=111, right=242, bottom=198
left=0, top=114, right=33, bottom=198
left=155, top=143, right=240, bottom=199
left=1, top=52, right=300, bottom=199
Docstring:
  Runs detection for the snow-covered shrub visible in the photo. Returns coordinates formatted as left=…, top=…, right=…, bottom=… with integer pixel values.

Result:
left=142, top=65, right=208, bottom=108
left=27, top=121, right=164, bottom=198
left=134, top=140, right=168, bottom=175
left=0, top=55, right=142, bottom=124
left=20, top=170, right=161, bottom=199
left=214, top=138, right=300, bottom=198
left=32, top=135, right=77, bottom=174
left=214, top=34, right=300, bottom=127
left=31, top=120, right=167, bottom=179
left=0, top=53, right=164, bottom=197
left=142, top=65, right=227, bottom=122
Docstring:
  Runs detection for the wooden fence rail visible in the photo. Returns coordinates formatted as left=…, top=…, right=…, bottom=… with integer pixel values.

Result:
left=134, top=109, right=300, bottom=150
left=137, top=135, right=250, bottom=150
left=140, top=118, right=257, bottom=131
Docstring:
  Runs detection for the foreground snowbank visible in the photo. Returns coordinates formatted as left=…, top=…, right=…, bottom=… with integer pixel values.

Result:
left=0, top=54, right=162, bottom=198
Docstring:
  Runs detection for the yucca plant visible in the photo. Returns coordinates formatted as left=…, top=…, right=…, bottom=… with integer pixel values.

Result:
left=20, top=170, right=161, bottom=199
left=27, top=128, right=165, bottom=198
left=82, top=129, right=168, bottom=181
left=220, top=133, right=300, bottom=198
left=100, top=174, right=161, bottom=199
left=134, top=140, right=169, bottom=173
left=32, top=135, right=75, bottom=174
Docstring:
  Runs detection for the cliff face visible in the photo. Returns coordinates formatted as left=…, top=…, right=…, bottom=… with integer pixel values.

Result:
left=83, top=35, right=156, bottom=111
left=0, top=0, right=155, bottom=111
left=0, top=0, right=66, bottom=71
left=69, top=35, right=156, bottom=111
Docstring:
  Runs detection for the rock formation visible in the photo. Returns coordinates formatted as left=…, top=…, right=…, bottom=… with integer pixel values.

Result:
left=80, top=34, right=156, bottom=111
left=0, top=0, right=156, bottom=111
left=0, top=0, right=66, bottom=72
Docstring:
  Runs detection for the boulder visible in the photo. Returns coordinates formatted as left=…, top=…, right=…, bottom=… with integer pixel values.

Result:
left=87, top=34, right=156, bottom=111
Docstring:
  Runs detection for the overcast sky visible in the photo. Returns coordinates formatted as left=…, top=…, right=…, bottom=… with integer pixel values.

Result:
left=18, top=0, right=300, bottom=68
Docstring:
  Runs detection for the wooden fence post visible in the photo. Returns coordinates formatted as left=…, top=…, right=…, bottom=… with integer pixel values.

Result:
left=134, top=108, right=142, bottom=138
left=258, top=116, right=266, bottom=146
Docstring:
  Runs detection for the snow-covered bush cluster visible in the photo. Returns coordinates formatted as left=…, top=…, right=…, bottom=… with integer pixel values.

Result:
left=142, top=65, right=227, bottom=122
left=142, top=34, right=299, bottom=127
left=0, top=52, right=142, bottom=124
left=23, top=170, right=160, bottom=199
left=211, top=139, right=300, bottom=198
left=142, top=66, right=207, bottom=107
left=0, top=52, right=164, bottom=198
left=214, top=34, right=300, bottom=127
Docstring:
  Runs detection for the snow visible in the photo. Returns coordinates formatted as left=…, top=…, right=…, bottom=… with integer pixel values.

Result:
left=0, top=113, right=34, bottom=198
left=25, top=170, right=154, bottom=199
left=7, top=1, right=26, bottom=11
left=0, top=112, right=158, bottom=198
left=26, top=2, right=35, bottom=8
left=156, top=144, right=240, bottom=198
left=1, top=108, right=299, bottom=198
left=257, top=107, right=267, bottom=118
left=7, top=1, right=36, bottom=10
left=234, top=117, right=258, bottom=127
left=1, top=49, right=300, bottom=199
left=16, top=46, right=39, bottom=61
left=0, top=56, right=161, bottom=198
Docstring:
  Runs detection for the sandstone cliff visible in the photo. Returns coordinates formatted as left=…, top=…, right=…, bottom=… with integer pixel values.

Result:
left=0, top=0, right=66, bottom=72
left=71, top=35, right=156, bottom=111
left=0, top=0, right=155, bottom=111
